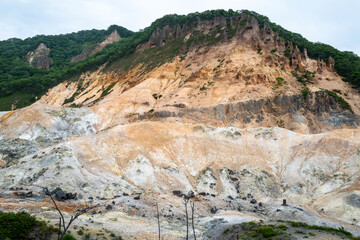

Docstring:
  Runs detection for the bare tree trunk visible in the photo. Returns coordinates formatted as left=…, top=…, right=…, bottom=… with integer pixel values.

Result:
left=190, top=201, right=196, bottom=240
left=58, top=217, right=61, bottom=240
left=44, top=187, right=99, bottom=240
left=184, top=198, right=189, bottom=240
left=156, top=202, right=161, bottom=240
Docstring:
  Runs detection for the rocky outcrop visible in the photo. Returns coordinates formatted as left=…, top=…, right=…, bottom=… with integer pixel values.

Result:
left=70, top=30, right=121, bottom=63
left=27, top=43, right=52, bottom=70
left=328, top=56, right=335, bottom=69
left=136, top=92, right=358, bottom=133
left=70, top=46, right=92, bottom=63
left=317, top=59, right=327, bottom=73
left=90, top=30, right=121, bottom=55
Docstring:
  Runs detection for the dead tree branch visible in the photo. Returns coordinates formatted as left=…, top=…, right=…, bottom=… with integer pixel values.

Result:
left=156, top=202, right=161, bottom=240
left=190, top=201, right=196, bottom=240
left=184, top=197, right=189, bottom=240
left=44, top=187, right=99, bottom=240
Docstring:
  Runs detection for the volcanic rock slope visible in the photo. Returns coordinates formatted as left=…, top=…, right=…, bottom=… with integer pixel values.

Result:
left=1, top=12, right=360, bottom=239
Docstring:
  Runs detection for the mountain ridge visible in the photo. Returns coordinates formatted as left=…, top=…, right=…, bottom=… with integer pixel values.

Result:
left=0, top=9, right=359, bottom=111
left=1, top=9, right=360, bottom=239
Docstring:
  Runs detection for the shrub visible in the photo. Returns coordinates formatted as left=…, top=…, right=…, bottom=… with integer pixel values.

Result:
left=77, top=229, right=84, bottom=235
left=258, top=226, right=279, bottom=238
left=274, top=77, right=285, bottom=88
left=301, top=87, right=310, bottom=99
left=0, top=211, right=36, bottom=239
left=62, top=233, right=77, bottom=240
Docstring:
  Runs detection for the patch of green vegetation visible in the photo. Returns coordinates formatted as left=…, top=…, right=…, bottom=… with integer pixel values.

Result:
left=62, top=233, right=77, bottom=240
left=277, top=119, right=285, bottom=128
left=257, top=48, right=262, bottom=55
left=200, top=84, right=207, bottom=91
left=274, top=77, right=285, bottom=89
left=277, top=225, right=288, bottom=231
left=284, top=45, right=291, bottom=61
left=100, top=81, right=117, bottom=98
left=258, top=226, right=279, bottom=238
left=0, top=212, right=57, bottom=239
left=223, top=228, right=230, bottom=234
left=324, top=89, right=353, bottom=112
left=292, top=70, right=315, bottom=87
left=77, top=229, right=84, bottom=235
left=270, top=48, right=277, bottom=55
left=83, top=94, right=96, bottom=103
left=179, top=54, right=187, bottom=62
left=301, top=86, right=310, bottom=99
left=0, top=92, right=35, bottom=111
left=149, top=109, right=154, bottom=113
left=0, top=211, right=36, bottom=239
left=226, top=19, right=238, bottom=39
left=281, top=220, right=359, bottom=240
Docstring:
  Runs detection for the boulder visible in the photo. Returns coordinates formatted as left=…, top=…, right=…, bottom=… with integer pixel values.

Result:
left=50, top=187, right=77, bottom=201
left=210, top=206, right=218, bottom=214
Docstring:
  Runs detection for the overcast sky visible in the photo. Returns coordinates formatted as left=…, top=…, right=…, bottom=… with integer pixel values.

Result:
left=0, top=0, right=359, bottom=55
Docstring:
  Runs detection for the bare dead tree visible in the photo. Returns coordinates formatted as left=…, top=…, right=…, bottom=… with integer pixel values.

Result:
left=184, top=197, right=189, bottom=240
left=156, top=202, right=161, bottom=240
left=44, top=188, right=99, bottom=240
left=190, top=201, right=196, bottom=240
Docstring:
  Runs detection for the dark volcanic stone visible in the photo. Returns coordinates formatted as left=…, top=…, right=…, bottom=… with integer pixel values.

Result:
left=211, top=206, right=218, bottom=214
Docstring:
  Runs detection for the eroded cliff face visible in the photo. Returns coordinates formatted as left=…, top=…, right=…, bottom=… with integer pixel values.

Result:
left=39, top=20, right=360, bottom=133
left=1, top=13, right=360, bottom=239
left=70, top=30, right=121, bottom=63
left=27, top=43, right=52, bottom=70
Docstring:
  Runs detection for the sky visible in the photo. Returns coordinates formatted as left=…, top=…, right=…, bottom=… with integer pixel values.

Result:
left=0, top=0, right=359, bottom=55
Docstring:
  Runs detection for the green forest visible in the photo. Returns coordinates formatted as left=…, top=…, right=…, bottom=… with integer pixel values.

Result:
left=0, top=25, right=133, bottom=110
left=0, top=9, right=359, bottom=110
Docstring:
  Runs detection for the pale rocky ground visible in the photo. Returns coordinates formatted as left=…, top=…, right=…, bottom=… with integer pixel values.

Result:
left=1, top=14, right=360, bottom=239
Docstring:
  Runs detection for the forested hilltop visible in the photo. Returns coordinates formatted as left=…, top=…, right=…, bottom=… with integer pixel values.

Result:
left=0, top=9, right=359, bottom=110
left=0, top=25, right=133, bottom=110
